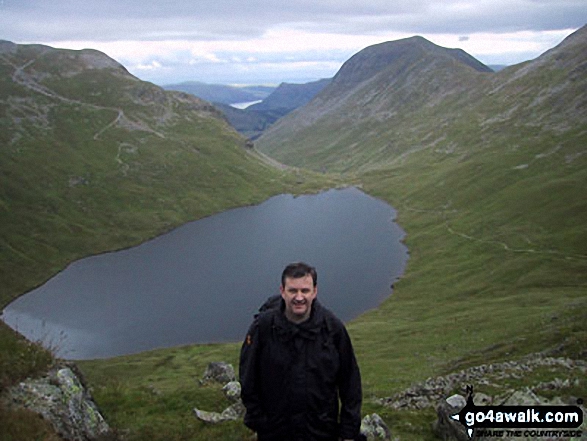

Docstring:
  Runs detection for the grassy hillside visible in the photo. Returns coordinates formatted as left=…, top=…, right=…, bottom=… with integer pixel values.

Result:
left=75, top=163, right=587, bottom=436
left=255, top=36, right=495, bottom=171
left=0, top=41, right=335, bottom=310
left=256, top=30, right=585, bottom=174
left=73, top=29, right=587, bottom=440
left=0, top=41, right=337, bottom=437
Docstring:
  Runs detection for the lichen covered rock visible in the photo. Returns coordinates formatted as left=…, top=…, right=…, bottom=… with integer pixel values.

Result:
left=5, top=364, right=110, bottom=440
left=360, top=413, right=392, bottom=440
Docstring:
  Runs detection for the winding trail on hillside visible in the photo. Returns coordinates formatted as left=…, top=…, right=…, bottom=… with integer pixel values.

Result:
left=93, top=110, right=124, bottom=140
left=400, top=203, right=587, bottom=262
left=3, top=53, right=165, bottom=141
left=445, top=222, right=587, bottom=261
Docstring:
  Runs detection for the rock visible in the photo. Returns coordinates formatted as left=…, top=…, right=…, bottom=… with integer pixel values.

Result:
left=68, top=176, right=89, bottom=187
left=201, top=362, right=236, bottom=384
left=193, top=408, right=226, bottom=424
left=193, top=401, right=245, bottom=424
left=222, top=401, right=246, bottom=420
left=194, top=368, right=245, bottom=424
left=473, top=392, right=493, bottom=406
left=360, top=413, right=392, bottom=440
left=0, top=40, right=18, bottom=54
left=446, top=394, right=466, bottom=409
left=5, top=365, right=110, bottom=440
left=433, top=394, right=469, bottom=441
left=222, top=381, right=241, bottom=402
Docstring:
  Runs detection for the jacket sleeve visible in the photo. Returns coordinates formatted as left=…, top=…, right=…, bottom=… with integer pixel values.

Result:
left=336, top=324, right=362, bottom=440
left=239, top=319, right=267, bottom=432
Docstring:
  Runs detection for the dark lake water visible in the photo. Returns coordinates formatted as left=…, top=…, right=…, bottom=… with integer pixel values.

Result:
left=2, top=187, right=408, bottom=360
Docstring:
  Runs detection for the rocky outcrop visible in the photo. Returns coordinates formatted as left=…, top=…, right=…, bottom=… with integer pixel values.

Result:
left=200, top=361, right=237, bottom=385
left=381, top=355, right=587, bottom=410
left=433, top=394, right=470, bottom=441
left=194, top=362, right=245, bottom=424
left=360, top=413, right=392, bottom=440
left=193, top=400, right=246, bottom=424
left=2, top=363, right=110, bottom=440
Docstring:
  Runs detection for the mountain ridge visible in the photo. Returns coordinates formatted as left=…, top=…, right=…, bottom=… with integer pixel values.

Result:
left=327, top=35, right=492, bottom=92
left=215, top=78, right=331, bottom=140
left=256, top=35, right=496, bottom=168
left=249, top=78, right=331, bottom=111
left=256, top=29, right=585, bottom=173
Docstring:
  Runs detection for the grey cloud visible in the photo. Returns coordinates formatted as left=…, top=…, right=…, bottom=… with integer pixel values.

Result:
left=3, top=0, right=585, bottom=43
left=1, top=9, right=269, bottom=42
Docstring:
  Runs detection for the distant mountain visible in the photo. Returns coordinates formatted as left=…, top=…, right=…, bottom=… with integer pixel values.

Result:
left=162, top=81, right=274, bottom=105
left=0, top=40, right=308, bottom=307
left=256, top=36, right=494, bottom=168
left=249, top=78, right=331, bottom=111
left=213, top=103, right=286, bottom=140
left=322, top=36, right=491, bottom=95
left=215, top=78, right=331, bottom=140
left=256, top=31, right=585, bottom=173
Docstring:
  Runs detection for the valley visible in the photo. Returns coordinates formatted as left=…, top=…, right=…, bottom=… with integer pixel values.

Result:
left=1, top=25, right=586, bottom=440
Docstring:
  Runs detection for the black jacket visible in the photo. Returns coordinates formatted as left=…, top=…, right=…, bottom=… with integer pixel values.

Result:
left=239, top=298, right=362, bottom=441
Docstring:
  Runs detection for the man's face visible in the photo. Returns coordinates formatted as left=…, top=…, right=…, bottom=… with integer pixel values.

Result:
left=280, top=274, right=317, bottom=323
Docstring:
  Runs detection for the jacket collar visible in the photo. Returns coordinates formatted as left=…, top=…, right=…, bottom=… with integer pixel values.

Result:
left=274, top=298, right=324, bottom=340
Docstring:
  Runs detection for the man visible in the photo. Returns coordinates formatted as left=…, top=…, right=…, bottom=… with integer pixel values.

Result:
left=239, top=262, right=362, bottom=441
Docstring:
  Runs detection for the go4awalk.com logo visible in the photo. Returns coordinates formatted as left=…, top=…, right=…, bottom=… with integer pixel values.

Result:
left=450, top=387, right=584, bottom=439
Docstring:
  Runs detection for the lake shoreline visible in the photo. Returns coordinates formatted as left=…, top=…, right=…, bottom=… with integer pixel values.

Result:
left=3, top=186, right=409, bottom=360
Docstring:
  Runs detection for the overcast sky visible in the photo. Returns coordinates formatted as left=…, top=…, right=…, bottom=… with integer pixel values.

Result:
left=1, top=0, right=585, bottom=85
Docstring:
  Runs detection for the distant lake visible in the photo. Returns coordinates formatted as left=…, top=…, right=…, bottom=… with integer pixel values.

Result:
left=2, top=187, right=408, bottom=360
left=230, top=100, right=263, bottom=109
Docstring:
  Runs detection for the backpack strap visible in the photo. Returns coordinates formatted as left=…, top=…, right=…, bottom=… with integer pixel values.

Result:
left=255, top=295, right=282, bottom=317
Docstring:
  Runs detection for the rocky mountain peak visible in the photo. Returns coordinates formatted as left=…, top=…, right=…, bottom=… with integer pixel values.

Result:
left=328, top=35, right=492, bottom=92
left=76, top=48, right=129, bottom=72
left=0, top=39, right=18, bottom=55
left=256, top=27, right=586, bottom=173
left=0, top=40, right=132, bottom=80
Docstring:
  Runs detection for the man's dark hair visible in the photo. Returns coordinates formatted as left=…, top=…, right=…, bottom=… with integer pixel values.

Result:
left=281, top=262, right=318, bottom=287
